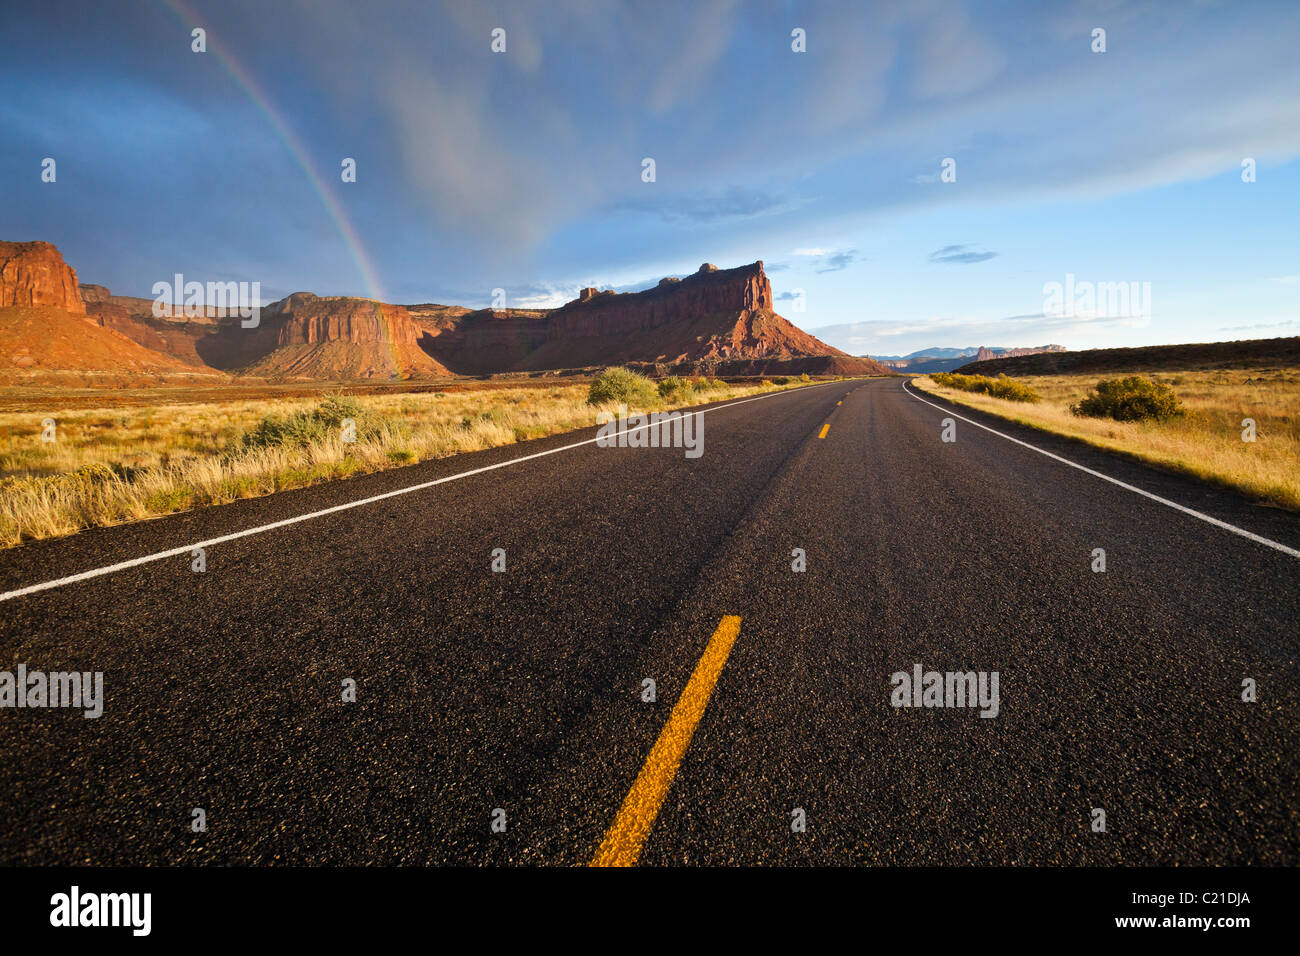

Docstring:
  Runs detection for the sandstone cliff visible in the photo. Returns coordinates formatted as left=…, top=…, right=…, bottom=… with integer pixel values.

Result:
left=0, top=241, right=86, bottom=314
left=3, top=240, right=890, bottom=381
left=510, top=261, right=886, bottom=373
left=244, top=293, right=452, bottom=379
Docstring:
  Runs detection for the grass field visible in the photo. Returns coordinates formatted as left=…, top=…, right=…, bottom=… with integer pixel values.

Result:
left=0, top=376, right=818, bottom=547
left=913, top=367, right=1300, bottom=511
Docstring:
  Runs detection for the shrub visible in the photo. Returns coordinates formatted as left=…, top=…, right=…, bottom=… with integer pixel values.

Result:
left=240, top=394, right=384, bottom=450
left=772, top=376, right=791, bottom=386
left=586, top=366, right=658, bottom=406
left=931, top=372, right=1041, bottom=403
left=657, top=375, right=691, bottom=399
left=798, top=373, right=813, bottom=383
left=1071, top=376, right=1184, bottom=422
left=145, top=485, right=195, bottom=513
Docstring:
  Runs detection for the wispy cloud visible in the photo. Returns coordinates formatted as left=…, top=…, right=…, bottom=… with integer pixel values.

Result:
left=1217, top=319, right=1298, bottom=332
left=616, top=187, right=790, bottom=223
left=929, top=244, right=997, bottom=265
left=817, top=249, right=860, bottom=272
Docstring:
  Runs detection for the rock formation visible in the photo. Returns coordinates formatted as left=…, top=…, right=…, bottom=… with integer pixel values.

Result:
left=503, top=260, right=890, bottom=374
left=974, top=345, right=1065, bottom=363
left=0, top=241, right=86, bottom=314
left=242, top=293, right=452, bottom=378
left=3, top=240, right=892, bottom=381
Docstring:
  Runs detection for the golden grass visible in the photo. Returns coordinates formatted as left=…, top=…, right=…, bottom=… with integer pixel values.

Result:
left=913, top=367, right=1300, bottom=511
left=0, top=379, right=821, bottom=547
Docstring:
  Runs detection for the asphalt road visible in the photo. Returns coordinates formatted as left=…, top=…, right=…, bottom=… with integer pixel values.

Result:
left=0, top=377, right=1296, bottom=865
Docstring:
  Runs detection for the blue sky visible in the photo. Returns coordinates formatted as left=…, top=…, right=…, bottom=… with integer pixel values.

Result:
left=2, top=0, right=1297, bottom=355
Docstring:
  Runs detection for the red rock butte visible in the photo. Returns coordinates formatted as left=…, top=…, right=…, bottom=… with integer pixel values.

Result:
left=0, top=240, right=893, bottom=382
left=0, top=241, right=86, bottom=314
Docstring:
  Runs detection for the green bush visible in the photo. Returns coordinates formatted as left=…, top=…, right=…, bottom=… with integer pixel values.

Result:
left=657, top=375, right=691, bottom=399
left=798, top=373, right=813, bottom=383
left=240, top=394, right=385, bottom=450
left=931, top=372, right=1041, bottom=403
left=772, top=376, right=790, bottom=386
left=587, top=366, right=658, bottom=406
left=1071, top=376, right=1184, bottom=422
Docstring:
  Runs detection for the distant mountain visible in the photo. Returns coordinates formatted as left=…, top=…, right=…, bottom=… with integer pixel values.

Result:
left=873, top=344, right=1066, bottom=373
left=872, top=347, right=984, bottom=361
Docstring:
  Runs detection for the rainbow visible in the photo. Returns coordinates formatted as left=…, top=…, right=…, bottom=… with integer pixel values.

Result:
left=160, top=0, right=386, bottom=306
left=160, top=1, right=419, bottom=374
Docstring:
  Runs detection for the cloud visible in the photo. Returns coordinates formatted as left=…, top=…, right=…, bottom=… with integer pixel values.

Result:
left=787, top=248, right=858, bottom=272
left=911, top=2, right=1006, bottom=99
left=929, top=244, right=997, bottom=265
left=816, top=250, right=860, bottom=272
left=616, top=187, right=790, bottom=223
left=1217, top=319, right=1298, bottom=332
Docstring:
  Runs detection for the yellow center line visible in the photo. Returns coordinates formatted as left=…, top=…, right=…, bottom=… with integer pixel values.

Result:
left=818, top=423, right=830, bottom=438
left=590, top=615, right=743, bottom=867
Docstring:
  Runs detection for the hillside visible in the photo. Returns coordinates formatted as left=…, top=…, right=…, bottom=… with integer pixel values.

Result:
left=0, top=306, right=223, bottom=385
left=957, top=337, right=1300, bottom=375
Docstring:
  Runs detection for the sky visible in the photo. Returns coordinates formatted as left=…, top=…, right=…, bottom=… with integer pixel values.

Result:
left=2, top=0, right=1297, bottom=356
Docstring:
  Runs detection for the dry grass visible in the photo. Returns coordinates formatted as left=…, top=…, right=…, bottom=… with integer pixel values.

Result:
left=913, top=367, right=1300, bottom=511
left=0, top=378, right=820, bottom=547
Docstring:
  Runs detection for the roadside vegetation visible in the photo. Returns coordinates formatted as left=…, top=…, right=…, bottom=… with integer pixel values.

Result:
left=914, top=367, right=1300, bottom=510
left=930, top=372, right=1041, bottom=403
left=1070, top=375, right=1183, bottom=422
left=0, top=373, right=821, bottom=546
left=587, top=368, right=732, bottom=406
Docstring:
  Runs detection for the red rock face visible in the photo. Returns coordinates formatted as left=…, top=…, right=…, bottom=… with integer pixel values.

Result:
left=511, top=260, right=852, bottom=370
left=545, top=261, right=775, bottom=341
left=266, top=293, right=425, bottom=346
left=415, top=309, right=549, bottom=375
left=0, top=241, right=86, bottom=314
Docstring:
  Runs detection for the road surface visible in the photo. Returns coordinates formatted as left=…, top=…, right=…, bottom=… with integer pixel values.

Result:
left=1, top=377, right=1296, bottom=865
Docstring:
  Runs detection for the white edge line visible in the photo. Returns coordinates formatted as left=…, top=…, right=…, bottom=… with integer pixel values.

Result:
left=1, top=381, right=848, bottom=602
left=903, top=379, right=1300, bottom=560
